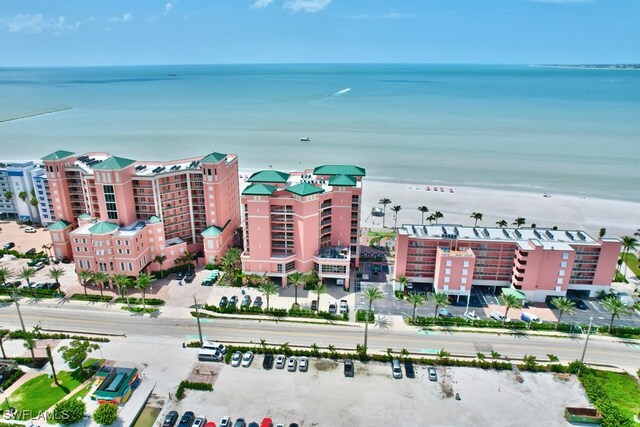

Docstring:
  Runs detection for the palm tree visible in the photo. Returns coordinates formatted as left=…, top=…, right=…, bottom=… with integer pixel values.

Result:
left=41, top=243, right=53, bottom=261
left=620, top=236, right=639, bottom=275
left=259, top=279, right=278, bottom=311
left=432, top=292, right=449, bottom=319
left=512, top=217, right=526, bottom=229
left=47, top=267, right=65, bottom=286
left=93, top=271, right=109, bottom=298
left=153, top=254, right=167, bottom=277
left=361, top=287, right=384, bottom=354
left=391, top=205, right=402, bottom=229
left=23, top=334, right=36, bottom=359
left=78, top=270, right=94, bottom=296
left=599, top=228, right=607, bottom=239
left=550, top=296, right=576, bottom=330
left=3, top=191, right=14, bottom=212
left=379, top=198, right=391, bottom=228
left=221, top=247, right=241, bottom=273
left=18, top=191, right=27, bottom=203
left=288, top=271, right=306, bottom=306
left=314, top=282, right=328, bottom=312
left=407, top=293, right=426, bottom=323
left=426, top=213, right=437, bottom=225
left=397, top=275, right=408, bottom=295
left=0, top=266, right=13, bottom=286
left=174, top=251, right=196, bottom=273
left=434, top=211, right=444, bottom=224
left=496, top=220, right=508, bottom=228
left=601, top=295, right=632, bottom=332
left=418, top=206, right=429, bottom=225
left=135, top=273, right=156, bottom=310
left=18, top=267, right=36, bottom=287
left=470, top=212, right=483, bottom=226
left=113, top=274, right=133, bottom=307
left=501, top=293, right=521, bottom=323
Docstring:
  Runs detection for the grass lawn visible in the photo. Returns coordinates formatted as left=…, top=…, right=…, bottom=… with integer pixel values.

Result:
left=621, top=252, right=640, bottom=278
left=0, top=371, right=86, bottom=420
left=588, top=369, right=640, bottom=417
left=367, top=230, right=396, bottom=238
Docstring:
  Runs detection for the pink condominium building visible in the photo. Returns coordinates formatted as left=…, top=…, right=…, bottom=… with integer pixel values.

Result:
left=394, top=224, right=621, bottom=303
left=241, top=165, right=365, bottom=288
left=42, top=150, right=240, bottom=275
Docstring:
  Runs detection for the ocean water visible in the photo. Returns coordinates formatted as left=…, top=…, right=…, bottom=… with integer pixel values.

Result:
left=0, top=64, right=638, bottom=201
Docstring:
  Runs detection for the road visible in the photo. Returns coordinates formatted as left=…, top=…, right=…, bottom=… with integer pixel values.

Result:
left=0, top=303, right=638, bottom=371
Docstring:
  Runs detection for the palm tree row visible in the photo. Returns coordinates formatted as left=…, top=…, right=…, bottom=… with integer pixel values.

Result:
left=618, top=235, right=638, bottom=275
left=0, top=265, right=66, bottom=288
left=73, top=270, right=156, bottom=309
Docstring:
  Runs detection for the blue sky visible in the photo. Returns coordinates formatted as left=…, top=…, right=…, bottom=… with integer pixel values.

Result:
left=0, top=0, right=638, bottom=66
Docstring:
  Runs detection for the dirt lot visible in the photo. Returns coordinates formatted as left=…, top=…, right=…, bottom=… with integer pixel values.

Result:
left=0, top=221, right=51, bottom=254
left=167, top=356, right=590, bottom=427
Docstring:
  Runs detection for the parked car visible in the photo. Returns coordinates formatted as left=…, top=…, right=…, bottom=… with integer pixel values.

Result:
left=34, top=262, right=45, bottom=271
left=3, top=280, right=22, bottom=288
left=310, top=300, right=318, bottom=311
left=248, top=423, right=259, bottom=427
left=520, top=311, right=542, bottom=324
left=198, top=349, right=223, bottom=362
left=275, top=354, right=286, bottom=369
left=427, top=366, right=437, bottom=381
left=231, top=351, right=242, bottom=367
left=490, top=310, right=511, bottom=322
left=570, top=298, right=589, bottom=310
left=328, top=303, right=337, bottom=315
left=220, top=417, right=232, bottom=427
left=25, top=248, right=36, bottom=255
left=202, top=341, right=227, bottom=354
left=391, top=359, right=403, bottom=379
left=175, top=271, right=184, bottom=280
left=219, top=296, right=229, bottom=308
left=178, top=411, right=195, bottom=427
left=233, top=419, right=246, bottom=427
left=262, top=353, right=274, bottom=370
left=229, top=296, right=238, bottom=306
left=298, top=356, right=308, bottom=372
left=204, top=422, right=217, bottom=427
left=193, top=417, right=207, bottom=427
left=344, top=358, right=354, bottom=377
left=260, top=418, right=273, bottom=427
left=60, top=257, right=71, bottom=264
left=3, top=242, right=15, bottom=250
left=24, top=227, right=36, bottom=233
left=27, top=257, right=47, bottom=267
left=288, top=424, right=299, bottom=427
left=241, top=294, right=252, bottom=307
left=253, top=296, right=263, bottom=307
left=437, top=308, right=453, bottom=318
left=339, top=299, right=349, bottom=314
left=162, top=410, right=179, bottom=427
left=404, top=361, right=415, bottom=378
left=287, top=357, right=297, bottom=372
left=184, top=271, right=195, bottom=284
left=463, top=311, right=480, bottom=321
left=241, top=351, right=254, bottom=367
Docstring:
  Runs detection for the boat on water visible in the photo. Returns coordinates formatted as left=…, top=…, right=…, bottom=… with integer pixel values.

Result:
left=300, top=137, right=311, bottom=142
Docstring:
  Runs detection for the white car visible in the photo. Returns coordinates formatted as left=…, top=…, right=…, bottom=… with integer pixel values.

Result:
left=299, top=356, right=308, bottom=372
left=287, top=357, right=297, bottom=372
left=193, top=416, right=207, bottom=427
left=202, top=340, right=227, bottom=354
left=490, top=310, right=511, bottom=323
left=275, top=354, right=286, bottom=369
left=24, top=227, right=36, bottom=233
left=463, top=311, right=480, bottom=321
left=220, top=417, right=232, bottom=427
left=339, top=299, right=349, bottom=314
left=241, top=351, right=254, bottom=367
left=230, top=351, right=242, bottom=367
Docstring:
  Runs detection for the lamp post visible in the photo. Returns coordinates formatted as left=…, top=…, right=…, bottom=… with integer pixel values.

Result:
left=578, top=316, right=593, bottom=375
left=464, top=286, right=472, bottom=315
left=192, top=295, right=204, bottom=346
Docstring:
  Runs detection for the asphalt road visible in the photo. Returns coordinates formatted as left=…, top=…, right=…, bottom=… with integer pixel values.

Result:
left=1, top=302, right=638, bottom=371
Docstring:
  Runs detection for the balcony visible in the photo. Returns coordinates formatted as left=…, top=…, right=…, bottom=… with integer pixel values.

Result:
left=316, top=246, right=349, bottom=260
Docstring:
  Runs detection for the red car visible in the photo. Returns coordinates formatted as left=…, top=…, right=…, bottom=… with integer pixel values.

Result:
left=204, top=423, right=216, bottom=427
left=260, top=418, right=273, bottom=427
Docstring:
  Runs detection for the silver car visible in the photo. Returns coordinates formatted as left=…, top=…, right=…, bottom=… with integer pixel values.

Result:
left=230, top=351, right=242, bottom=367
left=287, top=357, right=297, bottom=372
left=275, top=354, right=286, bottom=369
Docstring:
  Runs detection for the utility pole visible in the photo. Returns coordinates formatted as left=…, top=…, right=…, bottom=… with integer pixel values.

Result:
left=46, top=345, right=59, bottom=386
left=192, top=295, right=203, bottom=345
left=578, top=316, right=593, bottom=376
left=11, top=290, right=26, bottom=332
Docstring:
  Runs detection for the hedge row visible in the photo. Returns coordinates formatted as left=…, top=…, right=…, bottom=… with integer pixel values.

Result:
left=0, top=368, right=24, bottom=389
left=579, top=369, right=636, bottom=427
left=176, top=380, right=213, bottom=400
left=0, top=249, right=47, bottom=259
left=70, top=294, right=113, bottom=303
left=6, top=330, right=110, bottom=343
left=121, top=306, right=158, bottom=314
left=203, top=304, right=347, bottom=321
left=115, top=297, right=165, bottom=306
left=0, top=287, right=65, bottom=298
left=9, top=357, right=49, bottom=369
left=150, top=264, right=191, bottom=279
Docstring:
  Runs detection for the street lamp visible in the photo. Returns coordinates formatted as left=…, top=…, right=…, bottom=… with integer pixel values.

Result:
left=192, top=295, right=204, bottom=345
left=578, top=316, right=593, bottom=375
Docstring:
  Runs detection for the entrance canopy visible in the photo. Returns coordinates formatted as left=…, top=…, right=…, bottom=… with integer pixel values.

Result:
left=502, top=287, right=526, bottom=300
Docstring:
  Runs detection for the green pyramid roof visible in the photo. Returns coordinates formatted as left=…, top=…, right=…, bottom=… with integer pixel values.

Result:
left=93, top=156, right=136, bottom=170
left=202, top=220, right=231, bottom=237
left=242, top=184, right=277, bottom=196
left=247, top=170, right=290, bottom=183
left=286, top=182, right=325, bottom=197
left=47, top=220, right=71, bottom=231
left=78, top=213, right=91, bottom=220
left=41, top=150, right=75, bottom=161
left=328, top=174, right=357, bottom=187
left=88, top=221, right=119, bottom=234
left=313, top=165, right=366, bottom=176
left=149, top=216, right=161, bottom=224
left=201, top=152, right=227, bottom=163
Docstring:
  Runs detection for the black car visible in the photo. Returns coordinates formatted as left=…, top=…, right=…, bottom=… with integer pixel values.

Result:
left=310, top=300, right=318, bottom=311
left=163, top=410, right=179, bottom=427
left=262, top=353, right=274, bottom=370
left=60, top=257, right=71, bottom=264
left=176, top=271, right=185, bottom=280
left=253, top=296, right=263, bottom=307
left=3, top=242, right=15, bottom=250
left=404, top=361, right=415, bottom=379
left=219, top=296, right=229, bottom=308
left=178, top=411, right=195, bottom=427
left=233, top=419, right=246, bottom=427
left=25, top=248, right=36, bottom=255
left=184, top=271, right=195, bottom=283
left=248, top=423, right=259, bottom=427
left=229, top=295, right=238, bottom=306
left=344, top=358, right=354, bottom=377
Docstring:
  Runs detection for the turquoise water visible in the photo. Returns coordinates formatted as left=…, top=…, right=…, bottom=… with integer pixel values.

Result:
left=0, top=64, right=638, bottom=201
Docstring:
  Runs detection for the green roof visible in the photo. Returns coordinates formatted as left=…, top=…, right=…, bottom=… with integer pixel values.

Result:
left=88, top=221, right=119, bottom=235
left=242, top=184, right=277, bottom=196
left=247, top=170, right=290, bottom=183
left=202, top=219, right=231, bottom=237
left=92, top=156, right=136, bottom=170
left=502, top=287, right=526, bottom=301
left=201, top=152, right=227, bottom=163
left=41, top=150, right=75, bottom=161
left=149, top=216, right=161, bottom=224
left=328, top=174, right=357, bottom=187
left=47, top=220, right=71, bottom=231
left=286, top=182, right=325, bottom=197
left=313, top=165, right=366, bottom=176
left=78, top=214, right=91, bottom=220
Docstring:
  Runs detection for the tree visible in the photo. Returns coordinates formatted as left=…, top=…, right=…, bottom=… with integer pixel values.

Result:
left=634, top=228, right=640, bottom=238
left=113, top=274, right=133, bottom=306
left=501, top=293, right=521, bottom=323
left=18, top=266, right=36, bottom=287
left=400, top=348, right=409, bottom=360
left=93, top=403, right=118, bottom=425
left=599, top=228, right=607, bottom=239
left=42, top=243, right=53, bottom=261
left=418, top=206, right=429, bottom=225
left=3, top=191, right=13, bottom=210
left=361, top=287, right=384, bottom=354
left=221, top=247, right=241, bottom=273
left=426, top=213, right=437, bottom=225
left=53, top=398, right=86, bottom=426
left=18, top=191, right=27, bottom=203
left=46, top=345, right=59, bottom=385
left=490, top=350, right=501, bottom=360
left=259, top=279, right=278, bottom=311
left=135, top=273, right=156, bottom=310
left=288, top=271, right=306, bottom=306
left=391, top=205, right=402, bottom=229
left=432, top=292, right=449, bottom=319
left=48, top=266, right=66, bottom=286
left=93, top=271, right=109, bottom=298
left=620, top=236, right=639, bottom=275
left=78, top=270, right=94, bottom=296
left=314, top=282, right=328, bottom=312
left=23, top=334, right=36, bottom=358
left=310, top=342, right=320, bottom=357
left=407, top=293, right=426, bottom=323
left=522, top=354, right=538, bottom=370
left=550, top=296, right=576, bottom=330
left=379, top=198, right=391, bottom=227
left=0, top=266, right=14, bottom=286
left=153, top=254, right=167, bottom=277
left=59, top=339, right=100, bottom=376
left=496, top=220, right=508, bottom=228
left=434, top=211, right=444, bottom=224
left=174, top=251, right=196, bottom=273
left=601, top=295, right=632, bottom=332
left=512, top=217, right=526, bottom=228
left=470, top=212, right=483, bottom=226
left=397, top=275, right=408, bottom=295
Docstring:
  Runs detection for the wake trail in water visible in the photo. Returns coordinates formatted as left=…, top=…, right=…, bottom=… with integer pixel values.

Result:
left=331, top=88, right=351, bottom=96
left=0, top=107, right=74, bottom=124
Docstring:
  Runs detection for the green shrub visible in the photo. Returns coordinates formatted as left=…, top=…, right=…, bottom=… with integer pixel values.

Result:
left=115, top=297, right=165, bottom=306
left=8, top=330, right=109, bottom=342
left=0, top=287, right=65, bottom=298
left=176, top=380, right=213, bottom=400
left=356, top=310, right=374, bottom=323
left=70, top=294, right=113, bottom=303
left=0, top=368, right=24, bottom=389
left=52, top=398, right=86, bottom=426
left=93, top=403, right=118, bottom=425
left=121, top=306, right=158, bottom=314
left=394, top=290, right=404, bottom=300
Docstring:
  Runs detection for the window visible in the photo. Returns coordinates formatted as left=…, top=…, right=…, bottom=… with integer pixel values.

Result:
left=78, top=260, right=84, bottom=269
left=562, top=252, right=569, bottom=260
left=559, top=269, right=565, bottom=276
left=462, top=269, right=468, bottom=276
left=463, top=261, right=469, bottom=267
left=103, top=184, right=118, bottom=220
left=446, top=260, right=452, bottom=267
left=560, top=261, right=567, bottom=268
left=556, top=278, right=563, bottom=285
left=461, top=277, right=467, bottom=284
left=444, top=276, right=450, bottom=283
left=120, top=262, right=125, bottom=271
left=445, top=268, right=451, bottom=275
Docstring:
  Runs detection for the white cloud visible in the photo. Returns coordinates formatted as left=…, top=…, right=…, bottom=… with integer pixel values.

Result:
left=284, top=0, right=331, bottom=13
left=109, top=13, right=133, bottom=23
left=146, top=14, right=158, bottom=23
left=0, top=13, right=80, bottom=34
left=527, top=0, right=593, bottom=3
left=164, top=2, right=175, bottom=15
left=250, top=0, right=274, bottom=10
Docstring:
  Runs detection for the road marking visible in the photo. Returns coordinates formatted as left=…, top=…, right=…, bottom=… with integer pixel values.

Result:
left=419, top=348, right=439, bottom=354
left=185, top=334, right=208, bottom=341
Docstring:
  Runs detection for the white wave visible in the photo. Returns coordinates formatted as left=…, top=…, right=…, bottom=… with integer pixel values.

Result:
left=332, top=88, right=351, bottom=96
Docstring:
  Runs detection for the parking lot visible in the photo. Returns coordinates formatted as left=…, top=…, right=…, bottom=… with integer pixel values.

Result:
left=165, top=354, right=590, bottom=427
